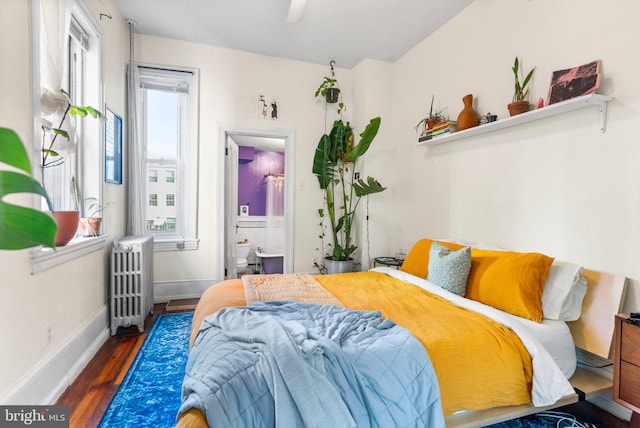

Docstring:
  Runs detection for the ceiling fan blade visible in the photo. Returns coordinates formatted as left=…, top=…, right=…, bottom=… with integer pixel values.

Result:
left=287, top=0, right=307, bottom=23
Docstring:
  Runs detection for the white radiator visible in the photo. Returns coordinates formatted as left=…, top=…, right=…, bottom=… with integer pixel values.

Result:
left=110, top=235, right=154, bottom=335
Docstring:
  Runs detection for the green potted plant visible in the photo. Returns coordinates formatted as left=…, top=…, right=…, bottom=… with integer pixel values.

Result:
left=312, top=117, right=386, bottom=273
left=78, top=197, right=109, bottom=236
left=414, top=94, right=447, bottom=136
left=41, top=89, right=104, bottom=245
left=508, top=56, right=535, bottom=116
left=314, top=61, right=345, bottom=115
left=0, top=127, right=57, bottom=249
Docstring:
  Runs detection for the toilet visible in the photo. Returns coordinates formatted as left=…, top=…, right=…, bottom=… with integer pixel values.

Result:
left=236, top=241, right=251, bottom=274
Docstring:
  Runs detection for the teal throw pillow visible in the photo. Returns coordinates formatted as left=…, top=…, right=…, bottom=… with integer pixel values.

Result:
left=427, top=242, right=471, bottom=296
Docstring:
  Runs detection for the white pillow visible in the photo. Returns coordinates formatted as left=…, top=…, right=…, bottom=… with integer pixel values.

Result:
left=541, top=260, right=587, bottom=321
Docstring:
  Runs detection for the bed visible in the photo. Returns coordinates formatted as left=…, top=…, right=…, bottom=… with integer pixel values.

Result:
left=176, top=238, right=627, bottom=428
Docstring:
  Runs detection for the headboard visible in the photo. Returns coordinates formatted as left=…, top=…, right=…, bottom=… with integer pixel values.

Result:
left=567, top=269, right=627, bottom=359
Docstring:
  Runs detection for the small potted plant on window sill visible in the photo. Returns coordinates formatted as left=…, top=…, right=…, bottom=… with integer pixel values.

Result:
left=508, top=56, right=535, bottom=116
left=40, top=88, right=104, bottom=245
left=78, top=197, right=109, bottom=237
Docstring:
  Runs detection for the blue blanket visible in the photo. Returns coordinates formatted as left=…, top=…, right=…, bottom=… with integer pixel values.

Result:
left=179, top=301, right=445, bottom=427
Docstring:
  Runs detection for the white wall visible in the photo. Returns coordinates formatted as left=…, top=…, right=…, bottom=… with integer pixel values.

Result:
left=391, top=0, right=640, bottom=311
left=134, top=35, right=353, bottom=283
left=0, top=0, right=128, bottom=404
left=351, top=59, right=394, bottom=269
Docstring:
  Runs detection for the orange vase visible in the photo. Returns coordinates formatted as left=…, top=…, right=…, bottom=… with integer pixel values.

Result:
left=456, top=94, right=479, bottom=131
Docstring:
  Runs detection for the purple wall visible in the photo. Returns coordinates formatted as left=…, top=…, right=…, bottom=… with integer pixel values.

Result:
left=238, top=147, right=284, bottom=216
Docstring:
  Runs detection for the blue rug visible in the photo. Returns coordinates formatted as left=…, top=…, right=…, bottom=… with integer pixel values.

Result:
left=485, top=410, right=597, bottom=427
left=98, top=312, right=192, bottom=428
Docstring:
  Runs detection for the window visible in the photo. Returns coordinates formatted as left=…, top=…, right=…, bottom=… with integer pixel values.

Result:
left=31, top=1, right=106, bottom=272
left=136, top=66, right=199, bottom=250
left=41, top=16, right=102, bottom=214
left=167, top=218, right=177, bottom=230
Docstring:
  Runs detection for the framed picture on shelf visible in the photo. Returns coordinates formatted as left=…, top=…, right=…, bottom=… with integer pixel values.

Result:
left=547, top=60, right=601, bottom=105
left=104, top=107, right=122, bottom=184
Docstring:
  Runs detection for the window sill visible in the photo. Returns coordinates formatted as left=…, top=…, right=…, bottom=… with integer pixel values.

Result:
left=31, top=235, right=108, bottom=273
left=153, top=238, right=199, bottom=252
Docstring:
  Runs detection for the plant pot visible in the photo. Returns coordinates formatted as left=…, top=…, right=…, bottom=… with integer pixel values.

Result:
left=51, top=210, right=80, bottom=246
left=79, top=217, right=102, bottom=236
left=325, top=257, right=355, bottom=274
left=325, top=87, right=340, bottom=104
left=508, top=101, right=530, bottom=116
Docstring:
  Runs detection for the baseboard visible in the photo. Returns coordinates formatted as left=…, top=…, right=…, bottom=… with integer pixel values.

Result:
left=4, top=305, right=109, bottom=405
left=153, top=279, right=218, bottom=303
left=589, top=394, right=634, bottom=422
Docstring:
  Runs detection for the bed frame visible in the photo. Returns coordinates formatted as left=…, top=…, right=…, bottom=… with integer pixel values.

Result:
left=446, top=269, right=628, bottom=427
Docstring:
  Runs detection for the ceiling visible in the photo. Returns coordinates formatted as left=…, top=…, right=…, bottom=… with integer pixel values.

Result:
left=112, top=0, right=474, bottom=69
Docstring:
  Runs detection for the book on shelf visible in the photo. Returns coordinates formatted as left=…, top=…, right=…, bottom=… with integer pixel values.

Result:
left=418, top=132, right=432, bottom=142
left=417, top=120, right=458, bottom=142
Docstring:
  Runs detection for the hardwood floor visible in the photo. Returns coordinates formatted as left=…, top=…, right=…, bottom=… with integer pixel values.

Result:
left=56, top=301, right=638, bottom=428
left=55, top=302, right=192, bottom=428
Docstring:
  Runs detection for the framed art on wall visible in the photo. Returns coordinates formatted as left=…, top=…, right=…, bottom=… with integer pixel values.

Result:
left=105, top=107, right=123, bottom=184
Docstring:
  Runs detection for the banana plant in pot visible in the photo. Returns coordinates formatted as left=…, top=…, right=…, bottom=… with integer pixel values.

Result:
left=313, top=117, right=386, bottom=274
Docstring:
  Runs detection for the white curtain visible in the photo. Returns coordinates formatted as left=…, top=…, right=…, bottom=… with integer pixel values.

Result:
left=39, top=0, right=76, bottom=210
left=265, top=175, right=285, bottom=253
left=125, top=21, right=145, bottom=236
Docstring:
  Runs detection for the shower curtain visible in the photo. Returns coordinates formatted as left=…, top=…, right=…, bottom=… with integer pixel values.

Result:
left=265, top=175, right=285, bottom=253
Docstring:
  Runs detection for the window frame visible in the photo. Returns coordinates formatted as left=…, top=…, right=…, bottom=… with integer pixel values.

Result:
left=136, top=65, right=199, bottom=251
left=30, top=0, right=106, bottom=273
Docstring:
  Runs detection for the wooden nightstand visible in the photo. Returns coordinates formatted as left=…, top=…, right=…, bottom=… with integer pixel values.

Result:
left=613, top=313, right=640, bottom=413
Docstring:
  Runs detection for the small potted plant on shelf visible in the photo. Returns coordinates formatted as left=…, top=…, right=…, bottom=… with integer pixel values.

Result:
left=415, top=94, right=447, bottom=136
left=313, top=117, right=386, bottom=274
left=508, top=56, right=535, bottom=116
left=315, top=60, right=345, bottom=115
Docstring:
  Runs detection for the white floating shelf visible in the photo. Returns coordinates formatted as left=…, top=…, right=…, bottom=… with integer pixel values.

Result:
left=416, top=93, right=612, bottom=147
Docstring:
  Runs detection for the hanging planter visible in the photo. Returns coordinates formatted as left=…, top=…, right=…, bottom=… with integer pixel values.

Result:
left=325, top=87, right=340, bottom=104
left=314, top=60, right=345, bottom=114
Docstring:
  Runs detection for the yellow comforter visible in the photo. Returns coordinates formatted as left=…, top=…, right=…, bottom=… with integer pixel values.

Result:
left=316, top=272, right=532, bottom=415
left=183, top=270, right=533, bottom=426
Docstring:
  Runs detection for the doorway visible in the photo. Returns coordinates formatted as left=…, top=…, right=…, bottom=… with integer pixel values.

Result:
left=219, top=127, right=295, bottom=279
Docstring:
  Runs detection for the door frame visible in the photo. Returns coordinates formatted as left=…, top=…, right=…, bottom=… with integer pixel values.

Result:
left=218, top=126, right=295, bottom=279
